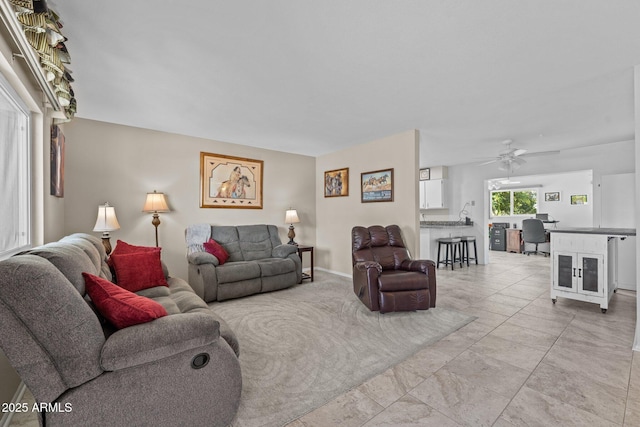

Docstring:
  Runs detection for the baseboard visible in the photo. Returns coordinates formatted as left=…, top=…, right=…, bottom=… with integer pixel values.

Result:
left=0, top=381, right=26, bottom=427
left=315, top=267, right=352, bottom=279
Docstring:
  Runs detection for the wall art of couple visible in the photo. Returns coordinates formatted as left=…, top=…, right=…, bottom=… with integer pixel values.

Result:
left=200, top=152, right=263, bottom=209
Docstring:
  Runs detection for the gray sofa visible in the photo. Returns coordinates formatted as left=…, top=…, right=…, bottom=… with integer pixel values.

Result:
left=186, top=224, right=302, bottom=302
left=0, top=233, right=241, bottom=427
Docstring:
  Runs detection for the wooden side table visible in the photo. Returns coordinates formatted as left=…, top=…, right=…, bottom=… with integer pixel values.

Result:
left=296, top=245, right=314, bottom=282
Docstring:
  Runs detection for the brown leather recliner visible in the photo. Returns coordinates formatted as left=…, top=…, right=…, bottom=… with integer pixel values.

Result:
left=352, top=225, right=436, bottom=313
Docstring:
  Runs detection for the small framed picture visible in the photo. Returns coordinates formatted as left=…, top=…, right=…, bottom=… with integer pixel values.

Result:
left=324, top=168, right=349, bottom=197
left=571, top=194, right=588, bottom=205
left=545, top=192, right=560, bottom=202
left=361, top=168, right=394, bottom=203
left=419, top=168, right=430, bottom=181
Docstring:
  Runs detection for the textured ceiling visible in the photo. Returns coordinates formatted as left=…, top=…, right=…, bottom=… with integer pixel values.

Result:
left=50, top=0, right=640, bottom=166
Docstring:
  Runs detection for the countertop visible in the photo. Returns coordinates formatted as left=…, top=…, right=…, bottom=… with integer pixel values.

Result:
left=549, top=227, right=636, bottom=236
left=420, top=221, right=474, bottom=229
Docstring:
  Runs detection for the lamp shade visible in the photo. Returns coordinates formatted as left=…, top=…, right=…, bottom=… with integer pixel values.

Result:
left=285, top=209, right=300, bottom=224
left=142, top=191, right=170, bottom=213
left=93, top=203, right=121, bottom=232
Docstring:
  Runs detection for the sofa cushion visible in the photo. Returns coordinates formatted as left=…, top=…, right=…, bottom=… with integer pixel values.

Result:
left=25, top=243, right=99, bottom=295
left=257, top=258, right=296, bottom=277
left=203, top=239, right=229, bottom=265
left=237, top=225, right=275, bottom=261
left=83, top=273, right=168, bottom=329
left=216, top=261, right=261, bottom=284
left=110, top=250, right=169, bottom=292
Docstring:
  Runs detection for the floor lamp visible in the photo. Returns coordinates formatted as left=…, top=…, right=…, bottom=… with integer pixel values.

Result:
left=143, top=190, right=170, bottom=247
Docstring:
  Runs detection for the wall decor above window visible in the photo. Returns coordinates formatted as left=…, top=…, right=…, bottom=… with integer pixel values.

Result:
left=5, top=0, right=76, bottom=122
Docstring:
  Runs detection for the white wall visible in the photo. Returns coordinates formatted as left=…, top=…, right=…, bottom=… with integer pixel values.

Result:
left=634, top=64, right=640, bottom=352
left=316, top=130, right=420, bottom=276
left=63, top=119, right=317, bottom=280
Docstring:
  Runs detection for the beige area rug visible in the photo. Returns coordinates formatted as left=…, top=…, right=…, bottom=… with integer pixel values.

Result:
left=211, top=271, right=474, bottom=427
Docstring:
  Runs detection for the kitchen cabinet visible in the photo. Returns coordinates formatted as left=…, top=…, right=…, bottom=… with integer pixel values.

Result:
left=420, top=179, right=446, bottom=209
left=549, top=228, right=635, bottom=313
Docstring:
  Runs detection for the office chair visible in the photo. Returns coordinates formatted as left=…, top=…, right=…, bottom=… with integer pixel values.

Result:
left=522, top=218, right=548, bottom=256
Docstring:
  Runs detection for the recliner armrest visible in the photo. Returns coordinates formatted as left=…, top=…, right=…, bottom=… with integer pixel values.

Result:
left=354, top=261, right=382, bottom=273
left=272, top=244, right=298, bottom=258
left=399, top=259, right=435, bottom=275
left=100, top=313, right=220, bottom=371
left=187, top=251, right=220, bottom=266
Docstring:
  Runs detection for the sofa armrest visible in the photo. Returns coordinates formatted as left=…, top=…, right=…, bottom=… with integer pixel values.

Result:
left=100, top=313, right=220, bottom=371
left=399, top=259, right=436, bottom=275
left=187, top=251, right=220, bottom=266
left=272, top=244, right=298, bottom=258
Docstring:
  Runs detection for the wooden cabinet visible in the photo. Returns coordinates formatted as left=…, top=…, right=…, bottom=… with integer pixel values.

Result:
left=420, top=179, right=446, bottom=209
left=506, top=229, right=522, bottom=253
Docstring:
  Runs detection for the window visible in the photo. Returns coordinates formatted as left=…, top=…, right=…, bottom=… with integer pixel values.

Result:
left=491, top=189, right=538, bottom=217
left=0, top=74, right=31, bottom=259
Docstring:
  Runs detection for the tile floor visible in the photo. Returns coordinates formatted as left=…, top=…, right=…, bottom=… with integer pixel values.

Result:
left=7, top=251, right=639, bottom=427
left=288, top=251, right=639, bottom=427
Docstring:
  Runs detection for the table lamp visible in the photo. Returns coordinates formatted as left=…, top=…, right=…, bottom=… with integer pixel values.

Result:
left=93, top=202, right=120, bottom=255
left=285, top=208, right=300, bottom=245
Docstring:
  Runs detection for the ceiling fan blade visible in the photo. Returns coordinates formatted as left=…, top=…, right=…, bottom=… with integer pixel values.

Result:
left=519, top=150, right=560, bottom=158
left=513, top=157, right=526, bottom=165
left=477, top=159, right=498, bottom=166
left=513, top=148, right=527, bottom=156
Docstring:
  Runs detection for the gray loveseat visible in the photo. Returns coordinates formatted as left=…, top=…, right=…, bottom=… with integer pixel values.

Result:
left=0, top=233, right=241, bottom=427
left=186, top=224, right=302, bottom=302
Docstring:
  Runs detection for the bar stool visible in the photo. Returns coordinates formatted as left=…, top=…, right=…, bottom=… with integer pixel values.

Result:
left=459, top=236, right=478, bottom=266
left=436, top=237, right=462, bottom=270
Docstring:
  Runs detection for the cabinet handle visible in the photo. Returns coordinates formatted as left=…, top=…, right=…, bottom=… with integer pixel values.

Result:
left=578, top=268, right=582, bottom=278
left=573, top=268, right=576, bottom=277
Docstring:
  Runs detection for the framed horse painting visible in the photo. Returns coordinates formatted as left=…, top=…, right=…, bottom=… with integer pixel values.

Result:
left=361, top=168, right=394, bottom=203
left=200, top=152, right=263, bottom=208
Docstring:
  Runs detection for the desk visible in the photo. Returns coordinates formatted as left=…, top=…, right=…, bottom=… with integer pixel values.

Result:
left=297, top=245, right=314, bottom=282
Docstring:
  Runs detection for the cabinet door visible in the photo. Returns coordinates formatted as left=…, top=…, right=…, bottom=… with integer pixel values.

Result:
left=553, top=251, right=577, bottom=292
left=578, top=253, right=604, bottom=296
left=425, top=179, right=445, bottom=209
left=419, top=181, right=427, bottom=209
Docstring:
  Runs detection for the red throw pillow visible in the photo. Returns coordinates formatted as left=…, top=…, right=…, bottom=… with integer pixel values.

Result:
left=83, top=273, right=167, bottom=329
left=110, top=249, right=169, bottom=292
left=107, top=240, right=159, bottom=268
left=203, top=239, right=230, bottom=265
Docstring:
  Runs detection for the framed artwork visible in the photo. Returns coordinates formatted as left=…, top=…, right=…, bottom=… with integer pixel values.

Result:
left=545, top=192, right=560, bottom=202
left=361, top=168, right=394, bottom=203
left=324, top=167, right=349, bottom=197
left=200, top=152, right=263, bottom=209
left=570, top=194, right=588, bottom=205
left=50, top=125, right=64, bottom=197
left=419, top=168, right=430, bottom=180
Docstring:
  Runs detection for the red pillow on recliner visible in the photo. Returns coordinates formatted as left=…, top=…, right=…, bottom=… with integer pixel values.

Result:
left=83, top=273, right=167, bottom=329
left=203, top=239, right=229, bottom=265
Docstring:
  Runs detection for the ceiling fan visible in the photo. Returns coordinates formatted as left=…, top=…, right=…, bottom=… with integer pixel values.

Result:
left=479, top=139, right=559, bottom=172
